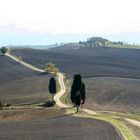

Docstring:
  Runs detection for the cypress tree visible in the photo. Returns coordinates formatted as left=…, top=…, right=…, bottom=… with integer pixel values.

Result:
left=71, top=74, right=86, bottom=112
left=49, top=77, right=56, bottom=101
left=80, top=82, right=85, bottom=108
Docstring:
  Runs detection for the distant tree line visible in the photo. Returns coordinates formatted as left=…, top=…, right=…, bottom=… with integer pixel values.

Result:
left=60, top=37, right=124, bottom=48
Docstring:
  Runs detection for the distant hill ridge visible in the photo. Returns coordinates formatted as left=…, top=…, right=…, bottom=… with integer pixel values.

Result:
left=55, top=37, right=124, bottom=50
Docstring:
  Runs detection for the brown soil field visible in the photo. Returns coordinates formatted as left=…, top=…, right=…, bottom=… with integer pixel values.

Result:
left=11, top=47, right=140, bottom=78
left=0, top=55, right=50, bottom=104
left=0, top=109, right=123, bottom=140
left=0, top=48, right=127, bottom=140
left=12, top=47, right=140, bottom=112
left=83, top=77, right=140, bottom=112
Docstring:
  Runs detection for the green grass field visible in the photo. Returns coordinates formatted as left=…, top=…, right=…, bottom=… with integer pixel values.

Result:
left=77, top=112, right=138, bottom=140
left=108, top=44, right=140, bottom=49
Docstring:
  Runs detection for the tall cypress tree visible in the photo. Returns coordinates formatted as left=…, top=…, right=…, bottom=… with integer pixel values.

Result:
left=71, top=74, right=86, bottom=112
left=49, top=77, right=56, bottom=101
left=80, top=82, right=85, bottom=108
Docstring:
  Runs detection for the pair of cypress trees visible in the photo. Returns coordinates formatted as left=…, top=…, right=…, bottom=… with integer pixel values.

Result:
left=49, top=74, right=86, bottom=112
left=71, top=74, right=85, bottom=112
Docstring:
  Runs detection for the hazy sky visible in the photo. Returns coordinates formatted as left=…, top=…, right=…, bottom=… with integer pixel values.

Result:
left=0, top=0, right=140, bottom=33
left=0, top=0, right=140, bottom=45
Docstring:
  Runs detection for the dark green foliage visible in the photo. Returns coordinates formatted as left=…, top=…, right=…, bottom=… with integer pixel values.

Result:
left=86, top=37, right=108, bottom=47
left=71, top=74, right=86, bottom=111
left=0, top=47, right=8, bottom=54
left=71, top=85, right=75, bottom=103
left=44, top=63, right=59, bottom=74
left=5, top=103, right=11, bottom=107
left=71, top=74, right=82, bottom=104
left=43, top=100, right=56, bottom=107
left=0, top=100, right=4, bottom=110
left=49, top=77, right=56, bottom=101
left=81, top=83, right=85, bottom=104
left=87, top=37, right=108, bottom=43
left=49, top=77, right=56, bottom=94
left=73, top=74, right=82, bottom=91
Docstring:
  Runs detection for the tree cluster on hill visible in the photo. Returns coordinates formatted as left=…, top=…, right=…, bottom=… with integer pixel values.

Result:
left=80, top=37, right=124, bottom=47
left=59, top=37, right=124, bottom=48
left=111, top=41, right=123, bottom=45
left=86, top=37, right=109, bottom=47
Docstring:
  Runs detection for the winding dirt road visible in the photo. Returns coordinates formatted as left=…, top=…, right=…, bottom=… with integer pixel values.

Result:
left=6, top=53, right=44, bottom=72
left=5, top=52, right=124, bottom=140
left=6, top=52, right=97, bottom=115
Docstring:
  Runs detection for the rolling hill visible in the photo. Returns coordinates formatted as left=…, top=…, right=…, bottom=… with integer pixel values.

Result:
left=0, top=53, right=125, bottom=140
left=0, top=55, right=50, bottom=104
left=11, top=47, right=140, bottom=112
left=11, top=47, right=140, bottom=78
left=0, top=112, right=123, bottom=140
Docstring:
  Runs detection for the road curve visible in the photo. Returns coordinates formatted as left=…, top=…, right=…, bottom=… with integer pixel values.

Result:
left=54, top=72, right=97, bottom=115
left=54, top=73, right=70, bottom=108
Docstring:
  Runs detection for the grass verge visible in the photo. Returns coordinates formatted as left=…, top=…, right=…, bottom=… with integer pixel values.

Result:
left=77, top=112, right=137, bottom=140
left=108, top=44, right=140, bottom=49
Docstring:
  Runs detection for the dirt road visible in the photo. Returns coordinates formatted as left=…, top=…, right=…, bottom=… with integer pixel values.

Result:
left=4, top=52, right=124, bottom=140
left=125, top=118, right=140, bottom=127
left=6, top=53, right=44, bottom=72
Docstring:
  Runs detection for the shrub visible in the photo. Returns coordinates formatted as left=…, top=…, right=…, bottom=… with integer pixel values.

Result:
left=5, top=103, right=11, bottom=107
left=0, top=100, right=4, bottom=110
left=42, top=100, right=56, bottom=107
left=0, top=47, right=8, bottom=55
left=44, top=63, right=59, bottom=74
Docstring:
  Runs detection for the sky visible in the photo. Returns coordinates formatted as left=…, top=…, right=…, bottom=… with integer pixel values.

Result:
left=0, top=0, right=140, bottom=45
